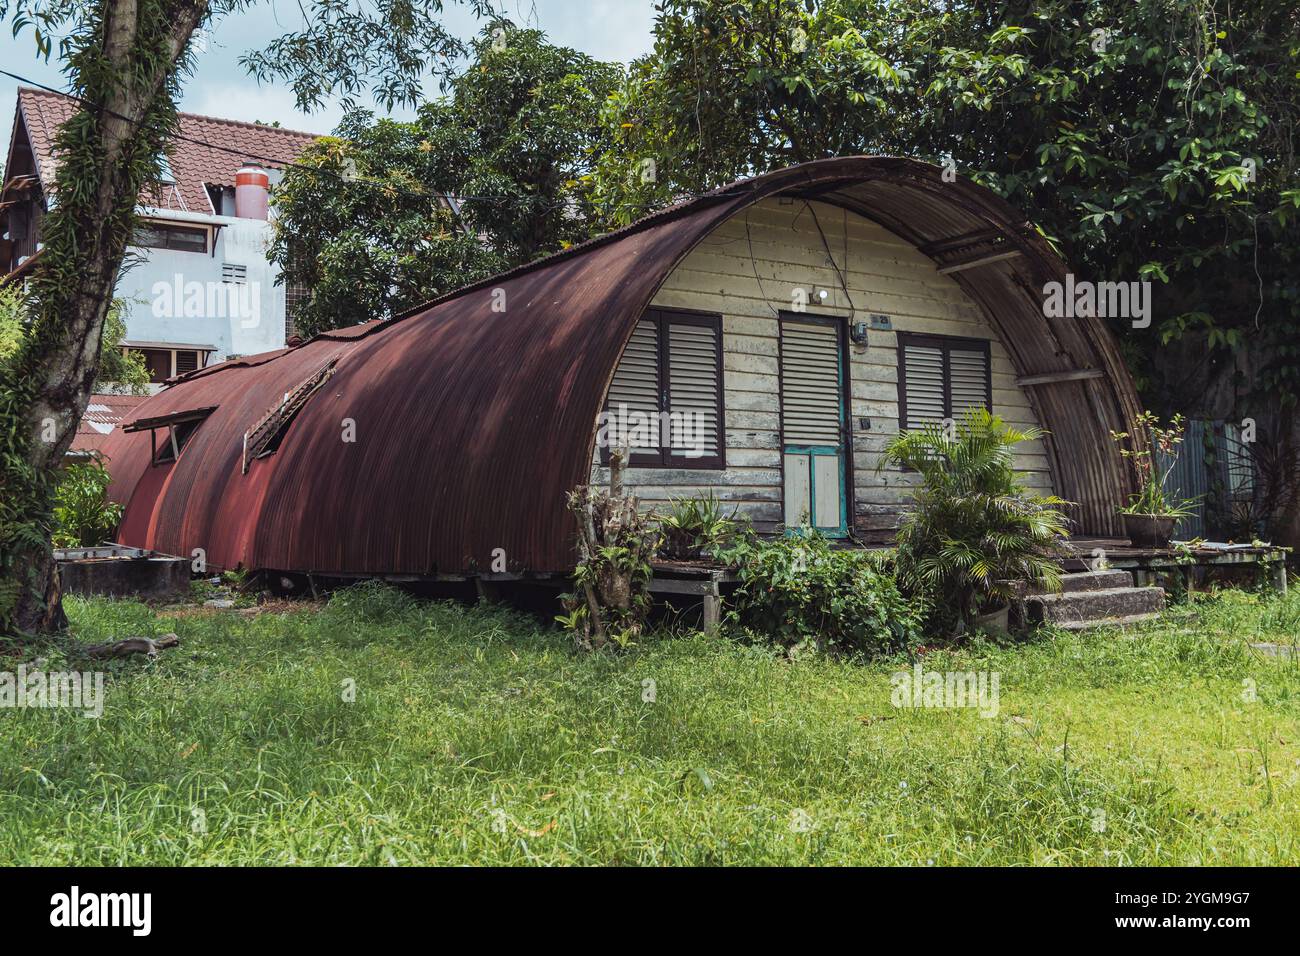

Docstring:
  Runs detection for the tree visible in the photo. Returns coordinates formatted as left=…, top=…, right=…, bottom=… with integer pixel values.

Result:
left=0, top=0, right=489, bottom=635
left=2, top=286, right=149, bottom=393
left=272, top=25, right=622, bottom=336
left=595, top=0, right=1300, bottom=541
left=592, top=0, right=910, bottom=222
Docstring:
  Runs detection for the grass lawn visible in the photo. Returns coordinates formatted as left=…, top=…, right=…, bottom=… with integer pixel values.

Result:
left=1, top=583, right=1298, bottom=865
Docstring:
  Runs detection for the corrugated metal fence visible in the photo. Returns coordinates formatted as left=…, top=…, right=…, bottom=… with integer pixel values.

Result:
left=1156, top=420, right=1256, bottom=540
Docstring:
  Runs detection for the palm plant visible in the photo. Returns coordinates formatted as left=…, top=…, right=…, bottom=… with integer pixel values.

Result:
left=879, top=408, right=1071, bottom=632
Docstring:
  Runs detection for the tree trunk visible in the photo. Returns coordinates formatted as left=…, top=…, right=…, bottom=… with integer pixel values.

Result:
left=0, top=0, right=206, bottom=636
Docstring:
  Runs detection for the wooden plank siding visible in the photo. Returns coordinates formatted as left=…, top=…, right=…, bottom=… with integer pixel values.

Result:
left=592, top=198, right=1055, bottom=535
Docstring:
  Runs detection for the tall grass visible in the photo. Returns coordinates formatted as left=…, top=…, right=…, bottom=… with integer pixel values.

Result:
left=0, top=582, right=1296, bottom=865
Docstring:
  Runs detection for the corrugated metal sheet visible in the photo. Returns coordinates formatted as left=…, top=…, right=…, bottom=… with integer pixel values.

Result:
left=102, top=157, right=1143, bottom=575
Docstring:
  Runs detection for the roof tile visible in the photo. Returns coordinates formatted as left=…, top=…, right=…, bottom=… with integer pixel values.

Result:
left=16, top=87, right=319, bottom=214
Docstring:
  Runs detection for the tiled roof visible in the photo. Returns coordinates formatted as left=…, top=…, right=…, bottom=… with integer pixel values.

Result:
left=71, top=393, right=150, bottom=457
left=16, top=87, right=320, bottom=214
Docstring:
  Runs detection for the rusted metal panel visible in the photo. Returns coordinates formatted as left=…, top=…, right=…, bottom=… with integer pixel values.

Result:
left=102, top=157, right=1142, bottom=573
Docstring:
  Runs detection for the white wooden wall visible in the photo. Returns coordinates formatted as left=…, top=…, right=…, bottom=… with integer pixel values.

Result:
left=591, top=198, right=1054, bottom=535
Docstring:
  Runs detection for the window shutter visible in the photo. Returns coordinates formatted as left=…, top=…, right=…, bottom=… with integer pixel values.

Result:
left=175, top=350, right=199, bottom=375
left=780, top=321, right=841, bottom=444
left=606, top=318, right=661, bottom=452
left=902, top=343, right=946, bottom=428
left=949, top=347, right=990, bottom=417
left=666, top=321, right=720, bottom=460
left=899, top=335, right=992, bottom=430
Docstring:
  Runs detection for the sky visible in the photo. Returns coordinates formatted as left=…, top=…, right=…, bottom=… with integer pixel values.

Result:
left=1, top=0, right=657, bottom=150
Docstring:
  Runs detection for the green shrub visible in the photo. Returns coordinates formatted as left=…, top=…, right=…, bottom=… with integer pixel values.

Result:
left=51, top=459, right=124, bottom=548
left=655, top=491, right=747, bottom=560
left=879, top=408, right=1070, bottom=633
left=715, top=529, right=925, bottom=657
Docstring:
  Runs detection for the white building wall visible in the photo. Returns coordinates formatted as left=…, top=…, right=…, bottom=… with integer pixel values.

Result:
left=114, top=209, right=287, bottom=364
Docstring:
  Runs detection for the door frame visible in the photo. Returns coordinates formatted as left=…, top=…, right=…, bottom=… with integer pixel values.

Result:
left=777, top=310, right=853, bottom=537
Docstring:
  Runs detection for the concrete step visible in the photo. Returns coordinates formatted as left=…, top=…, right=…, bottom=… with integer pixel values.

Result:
left=1021, top=585, right=1165, bottom=630
left=1005, top=569, right=1133, bottom=598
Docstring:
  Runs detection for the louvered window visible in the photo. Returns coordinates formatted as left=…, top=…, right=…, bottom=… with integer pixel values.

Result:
left=897, top=333, right=991, bottom=430
left=780, top=320, right=842, bottom=445
left=174, top=350, right=199, bottom=375
left=602, top=309, right=724, bottom=469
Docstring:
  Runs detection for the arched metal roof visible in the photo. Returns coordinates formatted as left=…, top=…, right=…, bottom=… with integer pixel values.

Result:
left=103, top=157, right=1141, bottom=575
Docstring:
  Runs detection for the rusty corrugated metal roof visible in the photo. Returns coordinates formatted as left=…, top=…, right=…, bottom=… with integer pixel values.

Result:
left=103, top=157, right=1141, bottom=574
left=68, top=392, right=149, bottom=458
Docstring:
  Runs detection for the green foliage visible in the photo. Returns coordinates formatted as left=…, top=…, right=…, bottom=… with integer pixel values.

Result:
left=94, top=306, right=150, bottom=394
left=0, top=288, right=147, bottom=393
left=271, top=25, right=622, bottom=336
left=880, top=409, right=1071, bottom=632
left=0, top=285, right=25, bottom=360
left=561, top=480, right=662, bottom=650
left=594, top=0, right=1300, bottom=416
left=51, top=459, right=123, bottom=549
left=0, top=586, right=1296, bottom=863
left=717, top=529, right=926, bottom=657
left=656, top=491, right=747, bottom=560
left=239, top=0, right=493, bottom=111
left=592, top=0, right=909, bottom=223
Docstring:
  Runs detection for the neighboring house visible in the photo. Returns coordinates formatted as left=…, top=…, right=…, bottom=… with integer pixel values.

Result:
left=0, top=87, right=319, bottom=385
left=68, top=393, right=150, bottom=460
left=101, top=158, right=1142, bottom=574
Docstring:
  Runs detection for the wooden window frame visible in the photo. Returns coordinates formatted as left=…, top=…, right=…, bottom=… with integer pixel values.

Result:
left=123, top=407, right=216, bottom=467
left=131, top=346, right=209, bottom=383
left=602, top=307, right=726, bottom=471
left=132, top=221, right=210, bottom=254
left=896, top=331, right=992, bottom=429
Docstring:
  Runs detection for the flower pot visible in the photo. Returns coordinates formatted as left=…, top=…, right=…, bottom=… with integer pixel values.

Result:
left=1121, top=513, right=1177, bottom=549
left=973, top=601, right=1010, bottom=634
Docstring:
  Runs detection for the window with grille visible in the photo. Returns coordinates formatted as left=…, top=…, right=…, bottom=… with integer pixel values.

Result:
left=284, top=280, right=310, bottom=338
left=602, top=308, right=724, bottom=469
left=132, top=222, right=209, bottom=253
left=897, top=332, right=991, bottom=430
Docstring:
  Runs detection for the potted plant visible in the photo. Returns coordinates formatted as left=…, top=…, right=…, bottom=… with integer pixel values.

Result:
left=1110, top=412, right=1198, bottom=548
left=655, top=491, right=745, bottom=561
left=879, top=408, right=1071, bottom=635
